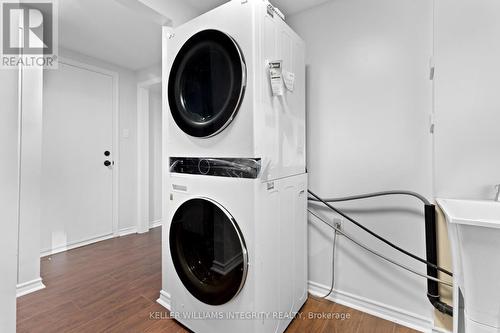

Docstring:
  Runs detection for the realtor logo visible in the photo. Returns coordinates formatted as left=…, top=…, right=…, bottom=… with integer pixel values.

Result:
left=1, top=0, right=58, bottom=68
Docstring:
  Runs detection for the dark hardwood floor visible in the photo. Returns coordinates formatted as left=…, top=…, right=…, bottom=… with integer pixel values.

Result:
left=17, top=227, right=421, bottom=333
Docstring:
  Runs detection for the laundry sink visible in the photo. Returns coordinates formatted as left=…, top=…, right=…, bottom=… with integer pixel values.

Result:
left=438, top=199, right=500, bottom=228
left=437, top=199, right=500, bottom=333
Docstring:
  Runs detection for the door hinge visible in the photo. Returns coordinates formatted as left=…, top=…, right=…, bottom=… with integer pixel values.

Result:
left=429, top=113, right=435, bottom=133
left=429, top=57, right=435, bottom=80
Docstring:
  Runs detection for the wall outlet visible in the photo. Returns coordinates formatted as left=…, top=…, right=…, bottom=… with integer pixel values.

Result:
left=333, top=217, right=343, bottom=231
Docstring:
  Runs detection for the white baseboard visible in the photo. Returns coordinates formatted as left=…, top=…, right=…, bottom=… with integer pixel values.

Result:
left=119, top=226, right=138, bottom=236
left=40, top=233, right=115, bottom=257
left=39, top=225, right=155, bottom=258
left=17, top=277, right=46, bottom=297
left=308, top=280, right=436, bottom=333
left=157, top=290, right=171, bottom=310
left=157, top=283, right=447, bottom=332
left=150, top=219, right=162, bottom=229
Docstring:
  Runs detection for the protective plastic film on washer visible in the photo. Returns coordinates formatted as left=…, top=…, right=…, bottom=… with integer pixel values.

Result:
left=170, top=157, right=261, bottom=178
left=283, top=70, right=295, bottom=92
left=269, top=60, right=284, bottom=96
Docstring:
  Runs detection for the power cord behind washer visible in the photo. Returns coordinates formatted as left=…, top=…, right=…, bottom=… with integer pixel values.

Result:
left=307, top=188, right=454, bottom=316
left=308, top=189, right=452, bottom=276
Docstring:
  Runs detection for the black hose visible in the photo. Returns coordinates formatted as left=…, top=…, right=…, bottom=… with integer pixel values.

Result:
left=308, top=189, right=453, bottom=277
left=308, top=189, right=453, bottom=316
left=425, top=204, right=454, bottom=316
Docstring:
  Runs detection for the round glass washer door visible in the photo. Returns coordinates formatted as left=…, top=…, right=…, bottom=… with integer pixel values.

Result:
left=169, top=198, right=248, bottom=305
left=168, top=29, right=246, bottom=138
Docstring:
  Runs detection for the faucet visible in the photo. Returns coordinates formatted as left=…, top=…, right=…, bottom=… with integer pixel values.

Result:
left=495, top=184, right=500, bottom=202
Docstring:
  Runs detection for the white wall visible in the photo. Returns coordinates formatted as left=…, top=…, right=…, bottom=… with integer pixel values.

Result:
left=434, top=0, right=500, bottom=200
left=136, top=63, right=162, bottom=82
left=288, top=0, right=434, bottom=326
left=0, top=70, right=19, bottom=333
left=149, top=90, right=163, bottom=225
left=432, top=1, right=500, bottom=330
left=17, top=64, right=44, bottom=291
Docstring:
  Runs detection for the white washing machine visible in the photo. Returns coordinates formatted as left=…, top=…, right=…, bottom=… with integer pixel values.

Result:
left=163, top=0, right=306, bottom=181
left=163, top=172, right=308, bottom=333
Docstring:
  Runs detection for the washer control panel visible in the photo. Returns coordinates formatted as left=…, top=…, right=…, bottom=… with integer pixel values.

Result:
left=169, top=157, right=261, bottom=179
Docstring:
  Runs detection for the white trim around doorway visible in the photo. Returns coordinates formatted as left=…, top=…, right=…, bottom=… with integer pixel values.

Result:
left=137, top=76, right=162, bottom=234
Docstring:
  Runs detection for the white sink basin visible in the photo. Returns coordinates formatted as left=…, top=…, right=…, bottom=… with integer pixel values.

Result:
left=437, top=199, right=500, bottom=333
left=438, top=199, right=500, bottom=228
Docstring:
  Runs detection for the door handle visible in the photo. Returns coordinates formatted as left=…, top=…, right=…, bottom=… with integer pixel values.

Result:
left=104, top=160, right=111, bottom=167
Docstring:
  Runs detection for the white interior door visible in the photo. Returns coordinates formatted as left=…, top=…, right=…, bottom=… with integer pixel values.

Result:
left=41, top=62, right=115, bottom=253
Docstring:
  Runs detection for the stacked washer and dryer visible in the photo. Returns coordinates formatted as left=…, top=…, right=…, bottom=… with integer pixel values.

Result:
left=162, top=1, right=307, bottom=332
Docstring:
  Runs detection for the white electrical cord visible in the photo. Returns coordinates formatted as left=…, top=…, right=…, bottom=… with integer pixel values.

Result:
left=321, top=228, right=337, bottom=299
left=308, top=209, right=453, bottom=288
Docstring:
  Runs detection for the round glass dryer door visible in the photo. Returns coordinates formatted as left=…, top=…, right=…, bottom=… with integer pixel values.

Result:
left=169, top=198, right=248, bottom=305
left=168, top=29, right=246, bottom=137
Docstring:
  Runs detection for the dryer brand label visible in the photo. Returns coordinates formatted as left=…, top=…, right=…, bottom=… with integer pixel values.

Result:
left=172, top=184, right=187, bottom=192
left=269, top=60, right=284, bottom=96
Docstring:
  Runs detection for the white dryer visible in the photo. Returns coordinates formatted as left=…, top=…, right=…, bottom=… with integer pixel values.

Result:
left=164, top=0, right=306, bottom=181
left=163, top=173, right=308, bottom=333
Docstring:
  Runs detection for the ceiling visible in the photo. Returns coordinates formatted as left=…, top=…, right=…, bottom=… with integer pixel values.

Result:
left=182, top=0, right=332, bottom=17
left=57, top=0, right=168, bottom=70
left=56, top=0, right=330, bottom=71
